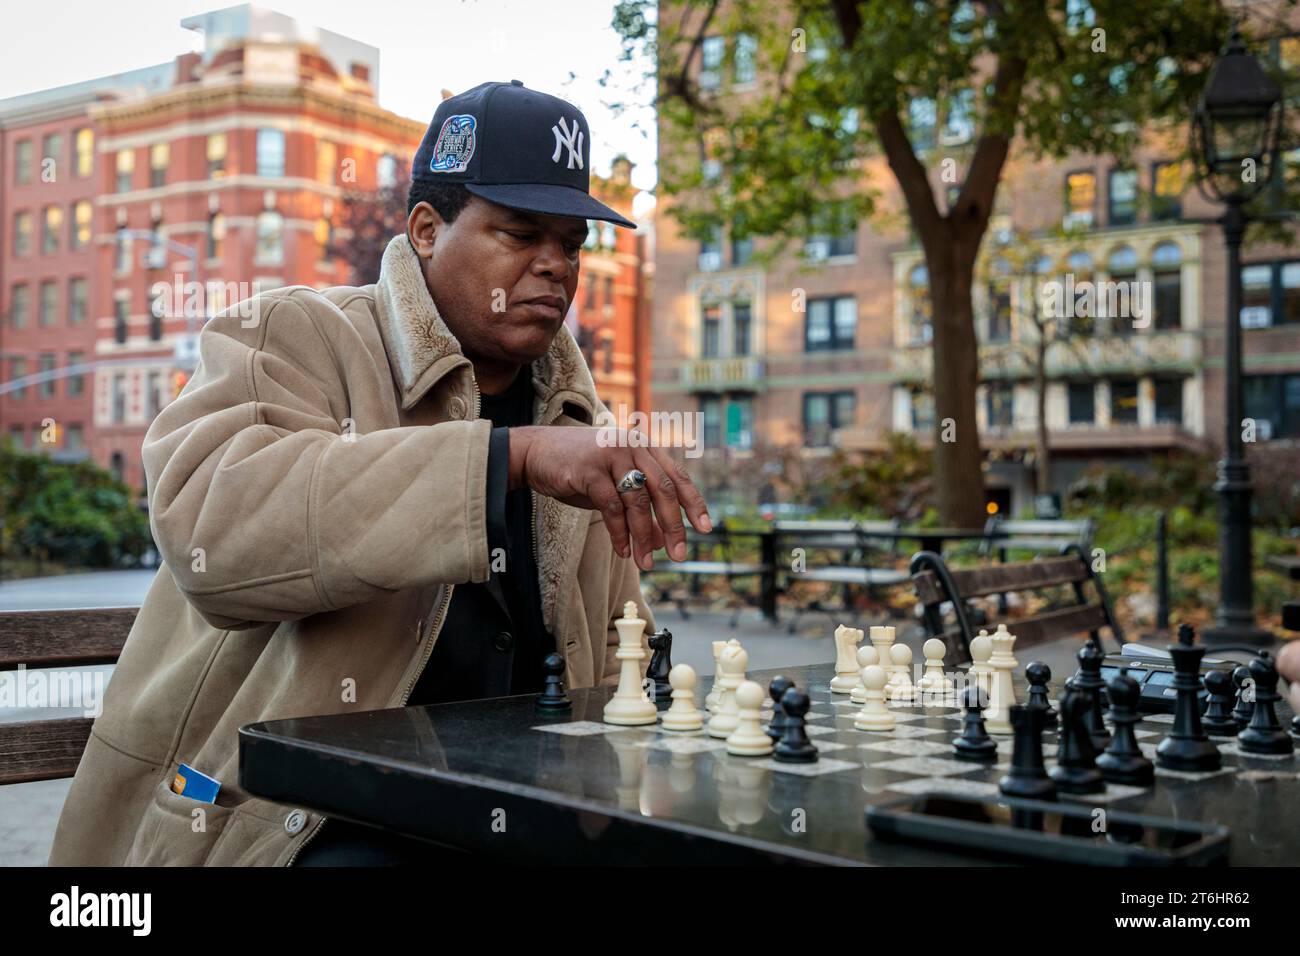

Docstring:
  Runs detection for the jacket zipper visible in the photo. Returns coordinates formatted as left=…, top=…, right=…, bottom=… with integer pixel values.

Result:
left=288, top=376, right=483, bottom=866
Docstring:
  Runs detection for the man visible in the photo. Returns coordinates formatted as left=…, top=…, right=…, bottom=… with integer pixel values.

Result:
left=48, top=81, right=708, bottom=867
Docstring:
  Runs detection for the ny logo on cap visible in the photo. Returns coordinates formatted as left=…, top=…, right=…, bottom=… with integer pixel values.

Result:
left=551, top=116, right=584, bottom=170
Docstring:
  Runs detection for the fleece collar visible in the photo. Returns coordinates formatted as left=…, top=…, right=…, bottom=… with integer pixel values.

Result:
left=373, top=234, right=598, bottom=424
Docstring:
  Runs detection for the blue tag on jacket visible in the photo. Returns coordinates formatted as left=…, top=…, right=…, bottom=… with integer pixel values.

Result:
left=171, top=763, right=220, bottom=803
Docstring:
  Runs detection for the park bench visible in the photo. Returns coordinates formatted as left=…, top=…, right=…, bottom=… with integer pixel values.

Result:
left=0, top=607, right=136, bottom=786
left=977, top=515, right=1096, bottom=560
left=644, top=520, right=776, bottom=627
left=909, top=545, right=1123, bottom=665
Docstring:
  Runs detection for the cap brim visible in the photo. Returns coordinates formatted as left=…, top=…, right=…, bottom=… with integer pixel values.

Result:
left=465, top=182, right=636, bottom=229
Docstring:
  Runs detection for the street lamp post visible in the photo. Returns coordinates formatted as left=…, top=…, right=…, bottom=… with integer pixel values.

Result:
left=1190, top=28, right=1283, bottom=646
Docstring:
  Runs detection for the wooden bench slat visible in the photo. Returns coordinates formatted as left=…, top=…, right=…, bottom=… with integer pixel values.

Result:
left=0, top=607, right=138, bottom=669
left=1001, top=603, right=1109, bottom=648
left=0, top=717, right=93, bottom=785
left=945, top=556, right=1088, bottom=598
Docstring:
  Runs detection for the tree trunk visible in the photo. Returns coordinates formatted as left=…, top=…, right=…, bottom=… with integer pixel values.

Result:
left=1035, top=336, right=1050, bottom=497
left=926, top=241, right=986, bottom=528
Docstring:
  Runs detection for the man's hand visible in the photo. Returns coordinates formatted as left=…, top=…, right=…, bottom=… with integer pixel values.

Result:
left=1277, top=641, right=1300, bottom=716
left=507, top=426, right=711, bottom=571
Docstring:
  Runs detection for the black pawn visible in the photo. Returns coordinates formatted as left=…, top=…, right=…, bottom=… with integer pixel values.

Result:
left=1238, top=652, right=1295, bottom=756
left=1051, top=690, right=1105, bottom=794
left=773, top=688, right=818, bottom=764
left=1154, top=623, right=1221, bottom=773
left=1201, top=668, right=1238, bottom=737
left=1097, top=671, right=1155, bottom=787
left=766, top=675, right=794, bottom=742
left=1073, top=641, right=1111, bottom=752
left=999, top=704, right=1057, bottom=801
left=535, top=652, right=571, bottom=713
left=645, top=628, right=673, bottom=702
left=953, top=685, right=997, bottom=763
left=1231, top=665, right=1255, bottom=730
left=1025, top=661, right=1056, bottom=721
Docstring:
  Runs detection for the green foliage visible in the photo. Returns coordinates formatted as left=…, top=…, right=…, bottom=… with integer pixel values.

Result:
left=1, top=442, right=152, bottom=572
left=824, top=432, right=934, bottom=520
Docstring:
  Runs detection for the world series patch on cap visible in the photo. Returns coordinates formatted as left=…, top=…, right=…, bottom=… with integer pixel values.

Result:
left=412, top=79, right=635, bottom=229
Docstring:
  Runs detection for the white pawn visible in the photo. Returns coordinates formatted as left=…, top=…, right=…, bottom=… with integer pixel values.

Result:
left=661, top=663, right=704, bottom=732
left=705, top=640, right=726, bottom=713
left=854, top=665, right=894, bottom=731
left=968, top=630, right=994, bottom=699
left=726, top=681, right=774, bottom=756
left=886, top=642, right=915, bottom=702
left=707, top=643, right=747, bottom=738
left=918, top=637, right=955, bottom=696
left=851, top=645, right=880, bottom=704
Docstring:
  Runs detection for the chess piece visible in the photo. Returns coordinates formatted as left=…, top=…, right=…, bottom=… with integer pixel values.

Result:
left=1025, top=661, right=1056, bottom=721
left=983, top=625, right=1017, bottom=735
left=968, top=631, right=994, bottom=702
left=602, top=601, right=657, bottom=726
left=705, top=640, right=727, bottom=713
left=952, top=685, right=996, bottom=763
left=854, top=664, right=895, bottom=731
left=1201, top=668, right=1238, bottom=737
left=830, top=625, right=864, bottom=693
left=773, top=688, right=819, bottom=763
left=869, top=625, right=895, bottom=680
left=1050, top=690, right=1105, bottom=795
left=707, top=642, right=748, bottom=738
left=999, top=704, right=1057, bottom=801
left=1073, top=640, right=1111, bottom=753
left=1231, top=664, right=1255, bottom=730
left=1237, top=652, right=1295, bottom=756
left=661, top=663, right=704, bottom=732
left=851, top=645, right=879, bottom=704
left=646, top=628, right=674, bottom=703
left=1154, top=623, right=1221, bottom=773
left=1097, top=671, right=1155, bottom=786
left=535, top=652, right=572, bottom=713
left=886, top=642, right=915, bottom=702
left=918, top=637, right=954, bottom=698
left=726, top=681, right=775, bottom=756
left=766, top=675, right=794, bottom=741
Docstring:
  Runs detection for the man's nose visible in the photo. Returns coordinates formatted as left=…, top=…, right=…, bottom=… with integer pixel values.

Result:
left=532, top=237, right=573, bottom=281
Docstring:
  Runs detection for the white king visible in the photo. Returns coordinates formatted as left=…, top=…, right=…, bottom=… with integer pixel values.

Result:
left=603, top=601, right=658, bottom=725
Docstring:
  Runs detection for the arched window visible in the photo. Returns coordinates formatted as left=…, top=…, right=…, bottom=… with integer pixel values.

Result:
left=1152, top=242, right=1182, bottom=330
left=1107, top=245, right=1137, bottom=273
left=1065, top=251, right=1094, bottom=334
left=909, top=264, right=932, bottom=345
left=1107, top=245, right=1139, bottom=334
left=255, top=211, right=283, bottom=265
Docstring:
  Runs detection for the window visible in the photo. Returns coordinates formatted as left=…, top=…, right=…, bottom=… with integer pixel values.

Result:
left=257, top=129, right=285, bottom=177
left=316, top=140, right=337, bottom=184
left=1108, top=168, right=1138, bottom=225
left=986, top=382, right=1014, bottom=429
left=734, top=33, right=757, bottom=85
left=909, top=98, right=937, bottom=152
left=10, top=358, right=28, bottom=399
left=701, top=395, right=722, bottom=448
left=41, top=206, right=61, bottom=254
left=74, top=128, right=93, bottom=178
left=14, top=211, right=32, bottom=256
left=910, top=388, right=935, bottom=431
left=114, top=299, right=129, bottom=344
left=909, top=264, right=932, bottom=344
left=1281, top=262, right=1300, bottom=326
left=67, top=351, right=85, bottom=396
left=1244, top=373, right=1300, bottom=439
left=377, top=153, right=398, bottom=189
left=111, top=375, right=127, bottom=423
left=1107, top=245, right=1138, bottom=334
left=1066, top=250, right=1095, bottom=334
left=987, top=283, right=1012, bottom=342
left=149, top=292, right=163, bottom=340
left=38, top=354, right=56, bottom=399
left=255, top=211, right=284, bottom=265
left=602, top=276, right=613, bottom=309
left=115, top=227, right=131, bottom=273
left=115, top=149, right=134, bottom=192
left=1110, top=378, right=1139, bottom=424
left=698, top=228, right=722, bottom=272
left=316, top=217, right=333, bottom=262
left=68, top=278, right=86, bottom=325
left=72, top=200, right=92, bottom=250
left=110, top=451, right=124, bottom=480
left=805, top=296, right=856, bottom=352
left=701, top=303, right=721, bottom=358
left=1067, top=382, right=1095, bottom=424
left=207, top=133, right=227, bottom=178
left=66, top=424, right=84, bottom=451
left=1151, top=161, right=1185, bottom=220
left=730, top=235, right=753, bottom=267
left=1152, top=242, right=1182, bottom=330
left=14, top=139, right=32, bottom=185
left=149, top=142, right=169, bottom=188
left=7, top=425, right=23, bottom=448
left=733, top=302, right=751, bottom=356
left=699, top=36, right=725, bottom=91
left=207, top=211, right=225, bottom=260
left=803, top=391, right=856, bottom=447
left=725, top=395, right=753, bottom=450
left=42, top=133, right=62, bottom=174
left=805, top=214, right=856, bottom=259
left=10, top=284, right=29, bottom=329
left=146, top=372, right=162, bottom=420
left=39, top=281, right=57, bottom=327
left=1064, top=170, right=1096, bottom=228
left=1153, top=378, right=1183, bottom=424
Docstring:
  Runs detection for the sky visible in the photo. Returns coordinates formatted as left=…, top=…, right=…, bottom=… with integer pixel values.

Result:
left=0, top=0, right=658, bottom=214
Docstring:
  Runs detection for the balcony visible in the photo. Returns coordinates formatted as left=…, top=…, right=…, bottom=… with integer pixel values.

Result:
left=683, top=356, right=765, bottom=392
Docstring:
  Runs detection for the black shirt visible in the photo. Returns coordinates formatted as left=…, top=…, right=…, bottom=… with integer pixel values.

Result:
left=406, top=364, right=553, bottom=705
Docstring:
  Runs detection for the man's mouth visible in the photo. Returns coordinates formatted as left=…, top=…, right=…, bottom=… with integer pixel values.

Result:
left=516, top=295, right=566, bottom=321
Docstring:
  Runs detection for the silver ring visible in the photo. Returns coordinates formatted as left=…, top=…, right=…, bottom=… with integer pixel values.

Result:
left=617, top=469, right=647, bottom=494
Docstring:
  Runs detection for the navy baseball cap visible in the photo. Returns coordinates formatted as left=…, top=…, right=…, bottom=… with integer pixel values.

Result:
left=411, top=80, right=635, bottom=229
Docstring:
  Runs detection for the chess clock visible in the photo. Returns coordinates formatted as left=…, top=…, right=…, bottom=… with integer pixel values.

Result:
left=1100, top=644, right=1236, bottom=713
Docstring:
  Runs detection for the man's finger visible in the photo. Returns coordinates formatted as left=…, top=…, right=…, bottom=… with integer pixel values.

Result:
left=613, top=460, right=658, bottom=571
left=651, top=447, right=711, bottom=534
left=588, top=476, right=631, bottom=560
left=632, top=447, right=688, bottom=562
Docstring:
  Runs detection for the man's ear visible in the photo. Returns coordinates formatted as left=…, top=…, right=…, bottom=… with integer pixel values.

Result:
left=406, top=201, right=445, bottom=259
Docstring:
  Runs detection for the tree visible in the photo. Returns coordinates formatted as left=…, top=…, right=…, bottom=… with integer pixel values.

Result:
left=331, top=166, right=411, bottom=286
left=613, top=0, right=1229, bottom=526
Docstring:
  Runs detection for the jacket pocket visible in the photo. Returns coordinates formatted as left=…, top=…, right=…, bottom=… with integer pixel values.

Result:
left=125, top=777, right=237, bottom=866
